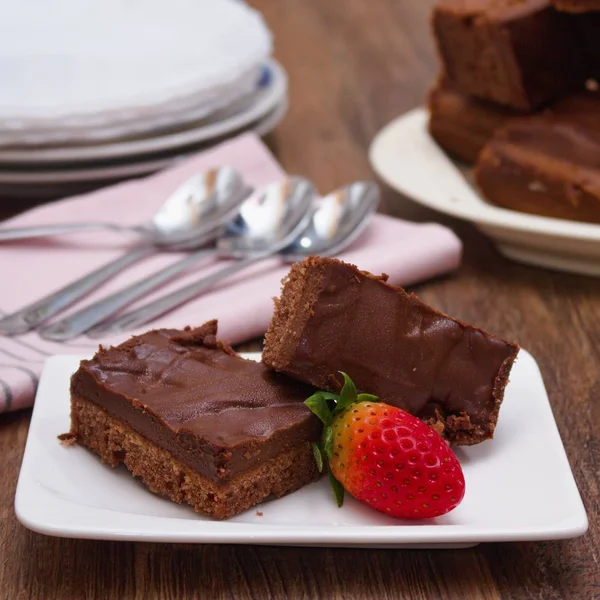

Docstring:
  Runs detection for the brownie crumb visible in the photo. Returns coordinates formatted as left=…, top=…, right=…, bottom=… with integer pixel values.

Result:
left=58, top=432, right=77, bottom=446
left=256, top=511, right=263, bottom=517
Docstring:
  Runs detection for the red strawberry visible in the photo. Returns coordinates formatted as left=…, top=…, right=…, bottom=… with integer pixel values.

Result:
left=305, top=372, right=465, bottom=519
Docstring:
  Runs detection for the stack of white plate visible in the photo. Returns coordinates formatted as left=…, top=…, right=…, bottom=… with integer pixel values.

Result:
left=0, top=0, right=288, bottom=200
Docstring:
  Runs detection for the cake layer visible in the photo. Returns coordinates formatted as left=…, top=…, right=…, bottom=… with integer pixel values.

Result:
left=71, top=395, right=318, bottom=520
left=428, top=76, right=514, bottom=163
left=70, top=321, right=320, bottom=484
left=432, top=0, right=587, bottom=110
left=474, top=92, right=600, bottom=224
left=263, top=257, right=519, bottom=445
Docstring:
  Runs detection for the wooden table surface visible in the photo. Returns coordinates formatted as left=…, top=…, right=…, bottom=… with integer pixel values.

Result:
left=1, top=1, right=599, bottom=598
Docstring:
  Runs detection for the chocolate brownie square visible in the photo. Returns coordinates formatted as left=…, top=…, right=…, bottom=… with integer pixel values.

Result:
left=475, top=92, right=600, bottom=223
left=263, top=257, right=519, bottom=445
left=433, top=0, right=587, bottom=110
left=66, top=321, right=321, bottom=519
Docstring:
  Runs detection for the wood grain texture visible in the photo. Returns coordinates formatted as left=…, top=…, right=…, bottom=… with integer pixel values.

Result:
left=1, top=0, right=599, bottom=598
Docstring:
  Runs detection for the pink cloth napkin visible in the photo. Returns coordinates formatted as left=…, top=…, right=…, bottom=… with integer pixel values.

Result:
left=0, top=133, right=462, bottom=413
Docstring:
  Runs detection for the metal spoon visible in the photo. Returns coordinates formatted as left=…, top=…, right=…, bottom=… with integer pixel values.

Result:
left=0, top=167, right=251, bottom=335
left=0, top=166, right=248, bottom=245
left=81, top=177, right=318, bottom=339
left=39, top=177, right=315, bottom=341
left=84, top=180, right=378, bottom=338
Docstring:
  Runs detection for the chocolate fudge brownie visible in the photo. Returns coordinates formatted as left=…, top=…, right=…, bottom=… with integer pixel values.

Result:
left=432, top=0, right=587, bottom=110
left=428, top=75, right=515, bottom=163
left=67, top=321, right=321, bottom=519
left=551, top=0, right=600, bottom=11
left=263, top=257, right=519, bottom=446
left=475, top=92, right=600, bottom=223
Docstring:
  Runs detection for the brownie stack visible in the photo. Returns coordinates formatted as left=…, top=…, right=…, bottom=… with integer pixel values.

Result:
left=429, top=0, right=600, bottom=224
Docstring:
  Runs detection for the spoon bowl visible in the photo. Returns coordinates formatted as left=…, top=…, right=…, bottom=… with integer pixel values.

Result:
left=282, top=180, right=380, bottom=261
left=217, top=177, right=317, bottom=258
left=150, top=166, right=252, bottom=245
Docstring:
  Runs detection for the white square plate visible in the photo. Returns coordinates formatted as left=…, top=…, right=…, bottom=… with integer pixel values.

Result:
left=15, top=351, right=587, bottom=548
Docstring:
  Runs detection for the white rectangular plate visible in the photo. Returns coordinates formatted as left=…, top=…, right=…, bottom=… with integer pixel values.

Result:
left=15, top=351, right=587, bottom=548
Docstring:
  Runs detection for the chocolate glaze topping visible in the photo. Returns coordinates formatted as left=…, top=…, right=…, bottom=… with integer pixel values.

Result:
left=71, top=321, right=320, bottom=483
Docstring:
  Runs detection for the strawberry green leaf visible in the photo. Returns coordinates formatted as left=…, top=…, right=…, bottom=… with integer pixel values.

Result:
left=319, top=391, right=341, bottom=402
left=311, top=443, right=324, bottom=473
left=332, top=371, right=357, bottom=416
left=304, top=392, right=334, bottom=425
left=329, top=472, right=345, bottom=507
left=323, top=426, right=334, bottom=459
left=356, top=393, right=380, bottom=403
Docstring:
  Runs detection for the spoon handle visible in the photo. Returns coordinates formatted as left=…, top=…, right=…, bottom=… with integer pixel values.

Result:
left=0, top=246, right=154, bottom=335
left=40, top=248, right=216, bottom=341
left=0, top=222, right=138, bottom=242
left=91, top=252, right=273, bottom=336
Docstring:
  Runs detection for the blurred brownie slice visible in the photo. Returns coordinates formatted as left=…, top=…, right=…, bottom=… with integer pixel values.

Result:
left=67, top=321, right=320, bottom=519
left=428, top=75, right=515, bottom=163
left=432, top=0, right=587, bottom=110
left=551, top=0, right=600, bottom=11
left=263, top=257, right=519, bottom=446
left=475, top=92, right=600, bottom=223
